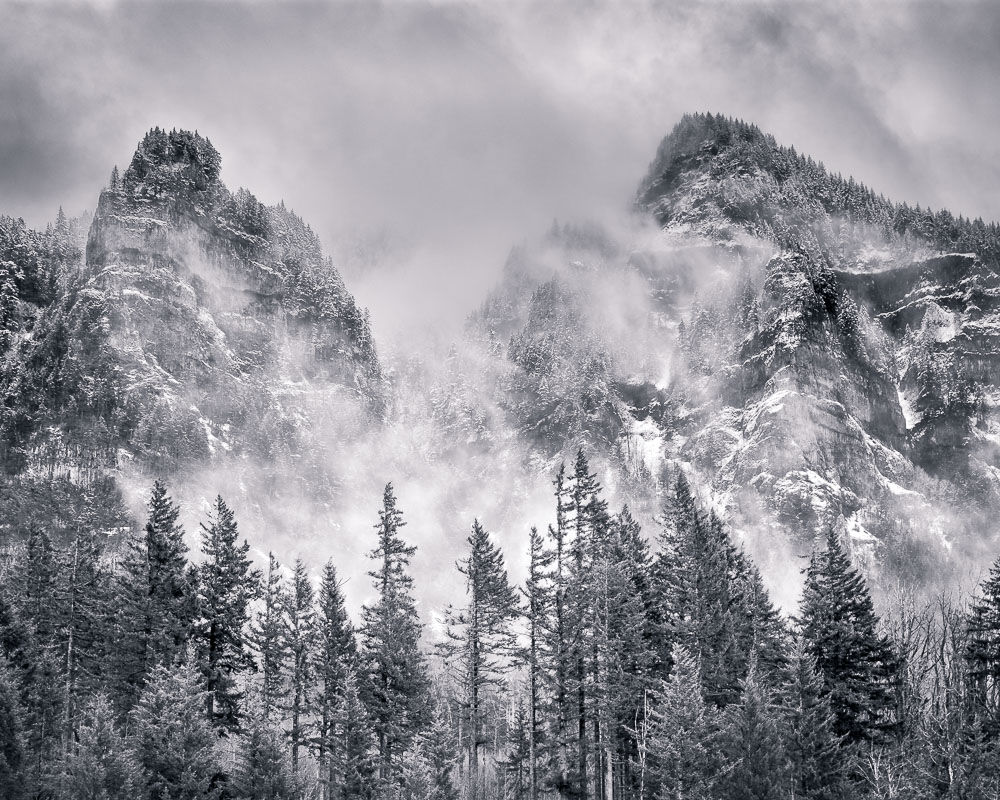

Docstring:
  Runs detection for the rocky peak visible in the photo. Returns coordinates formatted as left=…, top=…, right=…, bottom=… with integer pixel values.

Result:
left=123, top=127, right=222, bottom=198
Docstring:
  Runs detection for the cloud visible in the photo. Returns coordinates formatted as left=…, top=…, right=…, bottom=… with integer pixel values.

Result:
left=2, top=1, right=998, bottom=340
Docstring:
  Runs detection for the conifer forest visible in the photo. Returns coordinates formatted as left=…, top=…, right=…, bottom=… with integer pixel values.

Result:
left=4, top=2, right=1000, bottom=799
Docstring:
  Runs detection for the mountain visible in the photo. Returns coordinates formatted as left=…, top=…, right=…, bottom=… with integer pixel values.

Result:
left=468, top=112, right=1000, bottom=589
left=3, top=116, right=1000, bottom=593
left=0, top=128, right=383, bottom=541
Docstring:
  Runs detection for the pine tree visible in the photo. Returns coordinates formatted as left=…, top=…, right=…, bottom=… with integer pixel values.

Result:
left=53, top=694, right=138, bottom=800
left=521, top=526, right=551, bottom=800
left=54, top=526, right=111, bottom=768
left=359, top=483, right=430, bottom=793
left=783, top=641, right=846, bottom=800
left=19, top=525, right=64, bottom=788
left=544, top=463, right=574, bottom=798
left=313, top=560, right=356, bottom=800
left=0, top=654, right=24, bottom=800
left=439, top=520, right=520, bottom=799
left=195, top=496, right=262, bottom=733
left=284, top=558, right=315, bottom=775
left=595, top=507, right=657, bottom=800
left=400, top=701, right=459, bottom=800
left=966, top=551, right=1000, bottom=731
left=340, top=670, right=376, bottom=800
left=250, top=553, right=287, bottom=723
left=232, top=714, right=299, bottom=800
left=567, top=449, right=610, bottom=800
left=116, top=482, right=192, bottom=711
left=645, top=645, right=723, bottom=800
left=798, top=530, right=898, bottom=744
left=130, top=664, right=219, bottom=800
left=718, top=655, right=791, bottom=800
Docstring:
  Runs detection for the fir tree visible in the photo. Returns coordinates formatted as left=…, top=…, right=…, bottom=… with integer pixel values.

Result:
left=231, top=714, right=299, bottom=800
left=283, top=558, right=315, bottom=775
left=312, top=560, right=356, bottom=800
left=521, top=526, right=551, bottom=800
left=645, top=645, right=723, bottom=800
left=798, top=530, right=898, bottom=744
left=544, top=463, right=574, bottom=798
left=116, top=481, right=192, bottom=711
left=400, top=701, right=459, bottom=800
left=718, top=655, right=791, bottom=800
left=130, top=663, right=219, bottom=800
left=439, top=519, right=520, bottom=798
left=359, top=483, right=430, bottom=792
left=340, top=669, right=376, bottom=800
left=250, top=553, right=287, bottom=723
left=783, top=641, right=846, bottom=800
left=53, top=694, right=138, bottom=800
left=195, top=496, right=262, bottom=733
left=0, top=655, right=23, bottom=800
left=966, top=551, right=1000, bottom=731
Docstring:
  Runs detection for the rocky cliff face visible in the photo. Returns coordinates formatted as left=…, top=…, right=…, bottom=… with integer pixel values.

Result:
left=4, top=115, right=1000, bottom=587
left=467, top=114, right=1000, bottom=585
left=0, top=129, right=384, bottom=536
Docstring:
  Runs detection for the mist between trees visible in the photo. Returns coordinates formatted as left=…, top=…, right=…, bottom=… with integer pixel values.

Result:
left=3, top=447, right=1000, bottom=800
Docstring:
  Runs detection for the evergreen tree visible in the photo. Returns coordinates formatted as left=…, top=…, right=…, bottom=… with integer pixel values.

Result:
left=53, top=694, right=138, bottom=800
left=0, top=655, right=24, bottom=800
left=130, top=663, right=219, bottom=800
left=195, top=496, right=262, bottom=733
left=798, top=530, right=898, bottom=744
left=783, top=642, right=847, bottom=800
left=595, top=507, right=657, bottom=800
left=312, top=560, right=356, bottom=800
left=231, top=715, right=299, bottom=800
left=359, top=483, right=430, bottom=793
left=521, top=526, right=551, bottom=800
left=340, top=670, right=376, bottom=800
left=439, top=519, right=520, bottom=798
left=117, top=482, right=192, bottom=711
left=543, top=463, right=574, bottom=798
left=718, top=656, right=791, bottom=800
left=54, top=525, right=111, bottom=763
left=644, top=646, right=723, bottom=800
left=967, top=551, right=1000, bottom=730
left=400, top=701, right=459, bottom=800
left=283, top=558, right=315, bottom=775
left=250, top=553, right=287, bottom=723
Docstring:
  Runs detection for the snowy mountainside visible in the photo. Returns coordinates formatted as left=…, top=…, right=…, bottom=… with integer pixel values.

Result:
left=461, top=114, right=1000, bottom=588
left=0, top=128, right=384, bottom=543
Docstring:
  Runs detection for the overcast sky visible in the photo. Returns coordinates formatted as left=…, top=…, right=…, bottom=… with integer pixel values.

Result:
left=3, top=0, right=1000, bottom=335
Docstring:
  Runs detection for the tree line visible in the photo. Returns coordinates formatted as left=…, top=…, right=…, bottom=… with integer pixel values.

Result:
left=2, top=451, right=1000, bottom=799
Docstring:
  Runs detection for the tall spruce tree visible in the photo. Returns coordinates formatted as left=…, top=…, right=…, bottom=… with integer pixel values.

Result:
left=130, top=664, right=219, bottom=800
left=313, top=560, right=357, bottom=800
left=53, top=694, right=138, bottom=800
left=195, top=496, right=261, bottom=732
left=783, top=641, right=846, bottom=800
left=521, top=526, right=551, bottom=800
left=544, top=462, right=575, bottom=798
left=644, top=645, right=723, bottom=800
left=0, top=654, right=24, bottom=800
left=798, top=530, right=898, bottom=744
left=283, top=558, right=315, bottom=775
left=250, top=553, right=287, bottom=722
left=967, top=551, right=1000, bottom=731
left=718, top=656, right=791, bottom=800
left=232, top=714, right=299, bottom=800
left=439, top=520, right=520, bottom=799
left=595, top=507, right=657, bottom=800
left=117, top=481, right=191, bottom=711
left=359, top=483, right=430, bottom=793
